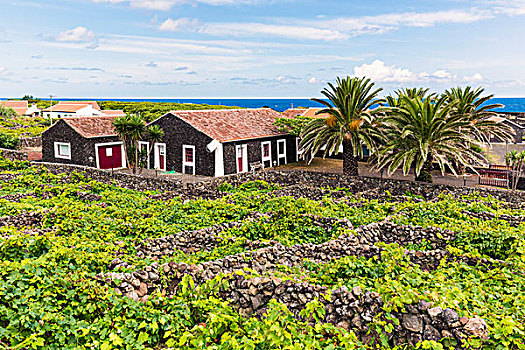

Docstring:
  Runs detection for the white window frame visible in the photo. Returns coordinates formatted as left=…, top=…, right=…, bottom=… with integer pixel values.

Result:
left=236, top=144, right=248, bottom=174
left=94, top=141, right=126, bottom=169
left=182, top=145, right=196, bottom=175
left=277, top=139, right=287, bottom=165
left=54, top=142, right=71, bottom=160
left=261, top=141, right=272, bottom=168
left=296, top=138, right=301, bottom=162
left=154, top=143, right=167, bottom=171
left=138, top=141, right=150, bottom=169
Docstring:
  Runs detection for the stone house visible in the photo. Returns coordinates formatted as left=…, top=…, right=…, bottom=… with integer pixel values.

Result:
left=42, top=109, right=300, bottom=176
left=147, top=109, right=299, bottom=177
left=42, top=116, right=125, bottom=170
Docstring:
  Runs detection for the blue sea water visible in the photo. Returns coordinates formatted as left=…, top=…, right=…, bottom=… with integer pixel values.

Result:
left=9, top=97, right=524, bottom=113
left=63, top=97, right=525, bottom=113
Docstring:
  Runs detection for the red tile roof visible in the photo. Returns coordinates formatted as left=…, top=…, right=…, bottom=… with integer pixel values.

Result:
left=56, top=101, right=101, bottom=110
left=62, top=116, right=118, bottom=138
left=1, top=100, right=28, bottom=108
left=42, top=101, right=101, bottom=112
left=168, top=108, right=285, bottom=142
left=0, top=100, right=28, bottom=116
left=43, top=103, right=92, bottom=113
left=281, top=108, right=331, bottom=119
left=101, top=110, right=126, bottom=117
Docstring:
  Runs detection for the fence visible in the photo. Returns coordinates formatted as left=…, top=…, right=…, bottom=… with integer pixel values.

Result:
left=479, top=169, right=509, bottom=188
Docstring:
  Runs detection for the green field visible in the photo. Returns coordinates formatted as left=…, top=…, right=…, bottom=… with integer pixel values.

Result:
left=0, top=157, right=524, bottom=349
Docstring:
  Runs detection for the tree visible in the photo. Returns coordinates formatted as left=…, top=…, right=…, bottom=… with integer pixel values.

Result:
left=274, top=114, right=313, bottom=137
left=505, top=150, right=525, bottom=191
left=299, top=77, right=384, bottom=176
left=112, top=115, right=146, bottom=174
left=138, top=125, right=164, bottom=173
left=0, top=105, right=16, bottom=118
left=376, top=94, right=481, bottom=183
left=444, top=86, right=512, bottom=144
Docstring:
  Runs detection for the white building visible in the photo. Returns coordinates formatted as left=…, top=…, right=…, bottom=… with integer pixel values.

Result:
left=42, top=101, right=125, bottom=119
left=0, top=100, right=41, bottom=117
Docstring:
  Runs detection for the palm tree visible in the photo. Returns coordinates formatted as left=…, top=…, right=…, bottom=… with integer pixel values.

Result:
left=376, top=94, right=481, bottom=183
left=444, top=86, right=512, bottom=144
left=299, top=76, right=384, bottom=176
left=112, top=116, right=131, bottom=169
left=112, top=115, right=146, bottom=174
left=505, top=150, right=525, bottom=191
left=140, top=125, right=164, bottom=172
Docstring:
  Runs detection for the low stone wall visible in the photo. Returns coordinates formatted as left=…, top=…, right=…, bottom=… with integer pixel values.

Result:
left=35, top=162, right=183, bottom=192
left=135, top=212, right=353, bottom=260
left=188, top=170, right=525, bottom=204
left=355, top=220, right=456, bottom=249
left=464, top=210, right=525, bottom=227
left=0, top=148, right=28, bottom=161
left=0, top=210, right=44, bottom=228
left=97, top=260, right=488, bottom=347
left=97, top=215, right=498, bottom=346
left=19, top=136, right=42, bottom=148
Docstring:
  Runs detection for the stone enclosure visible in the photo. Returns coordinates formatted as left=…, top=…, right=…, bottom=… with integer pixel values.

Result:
left=87, top=169, right=512, bottom=347
left=3, top=164, right=516, bottom=347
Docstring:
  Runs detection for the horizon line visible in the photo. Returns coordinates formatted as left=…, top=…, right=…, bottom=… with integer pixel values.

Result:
left=3, top=96, right=525, bottom=100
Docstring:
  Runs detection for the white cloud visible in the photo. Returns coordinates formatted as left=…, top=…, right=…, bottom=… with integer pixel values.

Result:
left=466, top=73, right=485, bottom=83
left=432, top=70, right=452, bottom=79
left=352, top=60, right=485, bottom=85
left=159, top=18, right=201, bottom=32
left=480, top=0, right=525, bottom=15
left=157, top=7, right=496, bottom=41
left=353, top=60, right=415, bottom=83
left=312, top=9, right=494, bottom=37
left=201, top=22, right=348, bottom=41
left=92, top=0, right=181, bottom=11
left=159, top=19, right=347, bottom=41
left=92, top=0, right=266, bottom=11
left=0, top=66, right=9, bottom=77
left=56, top=26, right=97, bottom=43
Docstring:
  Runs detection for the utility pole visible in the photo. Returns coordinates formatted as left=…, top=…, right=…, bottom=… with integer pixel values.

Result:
left=49, top=94, right=54, bottom=125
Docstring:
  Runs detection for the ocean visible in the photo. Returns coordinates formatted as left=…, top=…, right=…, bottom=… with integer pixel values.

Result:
left=58, top=97, right=525, bottom=113
left=10, top=97, right=525, bottom=113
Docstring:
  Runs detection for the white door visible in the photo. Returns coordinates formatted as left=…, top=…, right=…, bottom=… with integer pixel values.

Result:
left=236, top=144, right=248, bottom=173
left=261, top=141, right=272, bottom=168
left=277, top=139, right=287, bottom=165
left=154, top=143, right=166, bottom=171
left=182, top=145, right=195, bottom=175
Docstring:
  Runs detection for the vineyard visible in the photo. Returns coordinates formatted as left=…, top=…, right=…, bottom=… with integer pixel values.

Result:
left=0, top=156, right=524, bottom=349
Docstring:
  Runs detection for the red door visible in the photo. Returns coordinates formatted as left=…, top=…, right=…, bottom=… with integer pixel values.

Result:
left=159, top=154, right=165, bottom=170
left=237, top=146, right=244, bottom=173
left=98, top=145, right=122, bottom=169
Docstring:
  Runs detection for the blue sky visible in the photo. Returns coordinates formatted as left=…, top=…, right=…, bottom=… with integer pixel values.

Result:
left=0, top=0, right=524, bottom=98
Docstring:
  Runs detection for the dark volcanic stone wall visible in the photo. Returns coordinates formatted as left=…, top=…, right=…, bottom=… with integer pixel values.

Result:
left=149, top=113, right=215, bottom=176
left=41, top=120, right=119, bottom=167
left=0, top=148, right=28, bottom=161
left=189, top=170, right=525, bottom=204
left=222, top=135, right=298, bottom=175
left=38, top=162, right=183, bottom=191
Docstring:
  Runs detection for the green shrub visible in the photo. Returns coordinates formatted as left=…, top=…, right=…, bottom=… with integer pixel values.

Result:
left=0, top=131, right=20, bottom=149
